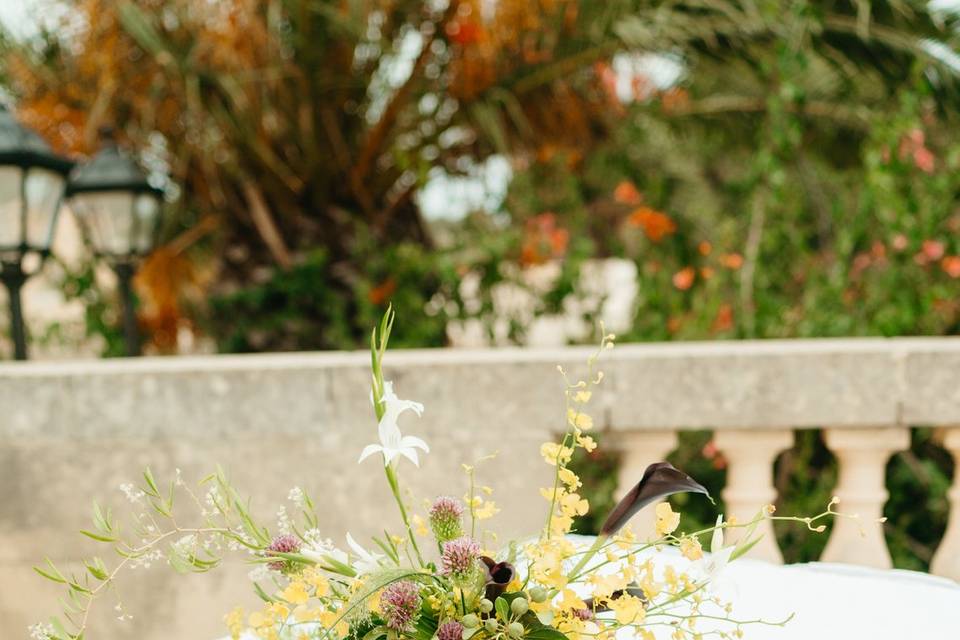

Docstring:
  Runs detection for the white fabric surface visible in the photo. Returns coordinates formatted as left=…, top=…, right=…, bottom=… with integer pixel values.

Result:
left=675, top=555, right=960, bottom=638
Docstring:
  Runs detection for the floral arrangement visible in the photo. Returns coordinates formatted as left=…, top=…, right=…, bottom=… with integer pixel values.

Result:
left=32, top=309, right=837, bottom=640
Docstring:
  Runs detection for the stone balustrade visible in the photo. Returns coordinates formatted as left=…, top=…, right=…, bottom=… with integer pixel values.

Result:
left=2, top=337, right=960, bottom=639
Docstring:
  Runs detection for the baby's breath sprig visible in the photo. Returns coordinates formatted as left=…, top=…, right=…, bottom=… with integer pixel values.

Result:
left=33, top=467, right=276, bottom=640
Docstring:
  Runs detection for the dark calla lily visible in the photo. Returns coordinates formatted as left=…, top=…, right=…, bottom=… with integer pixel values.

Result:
left=599, top=462, right=709, bottom=536
left=481, top=556, right=515, bottom=601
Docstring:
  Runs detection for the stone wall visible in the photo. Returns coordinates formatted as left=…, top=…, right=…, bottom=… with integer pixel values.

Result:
left=3, top=338, right=960, bottom=639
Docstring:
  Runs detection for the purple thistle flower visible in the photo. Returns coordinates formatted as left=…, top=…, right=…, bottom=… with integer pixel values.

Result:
left=441, top=536, right=480, bottom=578
left=267, top=534, right=300, bottom=571
left=437, top=621, right=464, bottom=640
left=381, top=580, right=422, bottom=631
left=430, top=496, right=465, bottom=542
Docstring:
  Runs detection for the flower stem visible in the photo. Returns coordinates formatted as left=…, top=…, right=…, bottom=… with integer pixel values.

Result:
left=385, top=462, right=426, bottom=567
left=568, top=534, right=606, bottom=579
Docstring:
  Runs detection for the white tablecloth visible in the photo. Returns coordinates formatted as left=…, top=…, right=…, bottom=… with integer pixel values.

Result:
left=684, top=555, right=960, bottom=638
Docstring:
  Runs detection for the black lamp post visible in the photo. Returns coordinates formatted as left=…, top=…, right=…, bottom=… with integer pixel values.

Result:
left=66, top=132, right=163, bottom=357
left=0, top=105, right=73, bottom=360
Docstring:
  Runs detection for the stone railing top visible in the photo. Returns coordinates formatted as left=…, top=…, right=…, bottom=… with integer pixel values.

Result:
left=2, top=336, right=960, bottom=437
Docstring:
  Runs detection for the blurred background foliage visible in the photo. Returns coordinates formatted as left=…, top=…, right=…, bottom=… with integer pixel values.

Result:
left=3, top=0, right=960, bottom=569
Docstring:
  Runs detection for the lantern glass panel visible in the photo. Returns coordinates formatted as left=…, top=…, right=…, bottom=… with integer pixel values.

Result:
left=133, top=193, right=160, bottom=254
left=0, top=166, right=23, bottom=250
left=71, top=191, right=135, bottom=256
left=23, top=168, right=65, bottom=250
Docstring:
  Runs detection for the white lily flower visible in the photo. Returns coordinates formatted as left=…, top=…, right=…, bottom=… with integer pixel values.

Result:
left=694, top=514, right=735, bottom=585
left=346, top=532, right=385, bottom=576
left=358, top=381, right=430, bottom=467
left=711, top=513, right=725, bottom=553
left=301, top=537, right=349, bottom=569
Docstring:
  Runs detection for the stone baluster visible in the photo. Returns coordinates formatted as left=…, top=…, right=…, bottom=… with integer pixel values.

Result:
left=613, top=430, right=678, bottom=539
left=931, top=427, right=960, bottom=580
left=714, top=429, right=793, bottom=563
left=821, top=427, right=909, bottom=568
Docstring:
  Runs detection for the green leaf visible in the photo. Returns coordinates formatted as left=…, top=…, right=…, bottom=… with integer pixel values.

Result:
left=92, top=502, right=113, bottom=534
left=34, top=566, right=67, bottom=584
left=191, top=555, right=220, bottom=570
left=84, top=560, right=108, bottom=581
left=253, top=581, right=274, bottom=603
left=730, top=534, right=764, bottom=562
left=62, top=591, right=81, bottom=612
left=495, top=596, right=510, bottom=622
left=730, top=509, right=765, bottom=560
left=50, top=617, right=71, bottom=639
left=315, top=553, right=357, bottom=577
left=233, top=497, right=270, bottom=545
left=267, top=551, right=315, bottom=567
left=372, top=535, right=400, bottom=564
left=524, top=626, right=568, bottom=640
left=142, top=468, right=161, bottom=496
left=168, top=551, right=190, bottom=574
left=79, top=529, right=117, bottom=543
left=361, top=625, right=388, bottom=640
left=411, top=606, right=438, bottom=640
left=149, top=497, right=172, bottom=518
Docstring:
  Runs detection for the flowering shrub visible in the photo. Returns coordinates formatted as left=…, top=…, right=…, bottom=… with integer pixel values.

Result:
left=32, top=310, right=838, bottom=640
